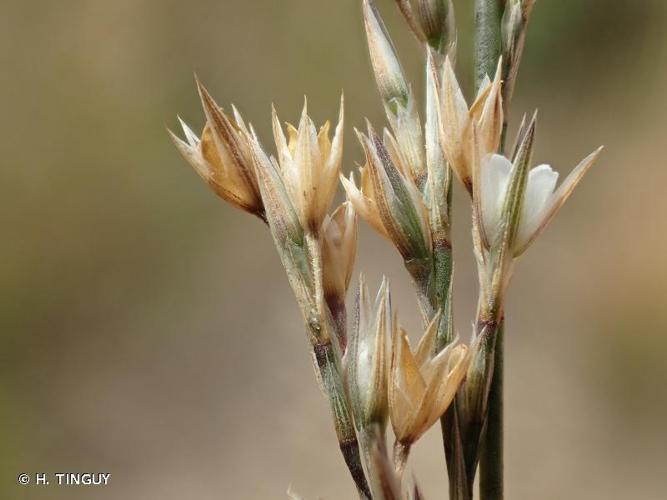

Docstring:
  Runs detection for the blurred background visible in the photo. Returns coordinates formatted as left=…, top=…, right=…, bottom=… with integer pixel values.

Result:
left=1, top=0, right=666, bottom=498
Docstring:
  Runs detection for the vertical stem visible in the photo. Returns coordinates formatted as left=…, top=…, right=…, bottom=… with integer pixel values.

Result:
left=314, top=339, right=372, bottom=500
left=358, top=424, right=385, bottom=499
left=474, top=0, right=502, bottom=88
left=305, top=233, right=371, bottom=499
left=480, top=321, right=504, bottom=499
left=473, top=2, right=504, bottom=491
left=442, top=409, right=472, bottom=500
left=459, top=312, right=499, bottom=493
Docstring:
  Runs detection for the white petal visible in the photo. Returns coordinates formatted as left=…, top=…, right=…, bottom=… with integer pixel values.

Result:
left=515, top=164, right=559, bottom=250
left=513, top=147, right=602, bottom=255
left=480, top=154, right=512, bottom=244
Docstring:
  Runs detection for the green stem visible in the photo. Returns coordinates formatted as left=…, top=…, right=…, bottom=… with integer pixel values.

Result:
left=480, top=321, right=504, bottom=499
left=459, top=314, right=499, bottom=493
left=358, top=423, right=385, bottom=499
left=433, top=240, right=472, bottom=499
left=474, top=0, right=502, bottom=88
left=313, top=338, right=372, bottom=500
left=304, top=233, right=371, bottom=499
left=473, top=2, right=504, bottom=492
left=442, top=407, right=472, bottom=500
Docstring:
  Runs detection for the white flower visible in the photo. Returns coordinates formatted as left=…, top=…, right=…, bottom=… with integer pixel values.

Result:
left=479, top=149, right=603, bottom=256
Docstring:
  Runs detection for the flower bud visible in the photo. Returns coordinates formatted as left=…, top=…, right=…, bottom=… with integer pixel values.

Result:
left=363, top=0, right=409, bottom=113
left=385, top=90, right=427, bottom=190
left=250, top=135, right=303, bottom=248
left=321, top=202, right=358, bottom=305
left=395, top=0, right=456, bottom=57
left=501, top=0, right=536, bottom=104
left=425, top=49, right=450, bottom=234
left=355, top=125, right=432, bottom=264
left=414, top=0, right=456, bottom=53
left=346, top=277, right=391, bottom=429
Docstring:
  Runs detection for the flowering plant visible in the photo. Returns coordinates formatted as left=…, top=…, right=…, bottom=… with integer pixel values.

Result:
left=170, top=1, right=601, bottom=498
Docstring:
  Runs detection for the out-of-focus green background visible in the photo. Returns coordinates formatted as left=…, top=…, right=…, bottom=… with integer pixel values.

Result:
left=2, top=0, right=666, bottom=498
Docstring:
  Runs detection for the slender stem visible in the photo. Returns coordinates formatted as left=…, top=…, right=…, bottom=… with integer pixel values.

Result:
left=473, top=2, right=505, bottom=492
left=305, top=233, right=371, bottom=499
left=358, top=423, right=388, bottom=499
left=313, top=338, right=371, bottom=500
left=480, top=320, right=504, bottom=499
left=404, top=258, right=437, bottom=328
left=474, top=0, right=502, bottom=88
left=442, top=408, right=472, bottom=500
left=458, top=312, right=499, bottom=493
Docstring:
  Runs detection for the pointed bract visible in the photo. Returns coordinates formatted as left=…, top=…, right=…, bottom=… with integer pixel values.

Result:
left=425, top=49, right=450, bottom=233
left=471, top=59, right=504, bottom=161
left=437, top=56, right=471, bottom=190
left=250, top=136, right=303, bottom=247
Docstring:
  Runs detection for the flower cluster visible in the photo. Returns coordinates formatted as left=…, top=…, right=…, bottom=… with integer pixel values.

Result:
left=169, top=0, right=602, bottom=497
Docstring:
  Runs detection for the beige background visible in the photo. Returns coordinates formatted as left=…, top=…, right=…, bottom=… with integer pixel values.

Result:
left=1, top=0, right=666, bottom=498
